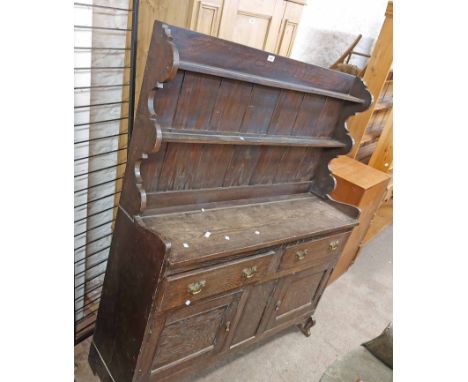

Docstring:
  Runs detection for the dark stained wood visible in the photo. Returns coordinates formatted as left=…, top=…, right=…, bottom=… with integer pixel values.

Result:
left=230, top=280, right=278, bottom=347
left=143, top=195, right=357, bottom=271
left=270, top=269, right=324, bottom=326
left=143, top=182, right=313, bottom=213
left=89, top=210, right=168, bottom=382
left=159, top=251, right=275, bottom=311
left=90, top=21, right=371, bottom=382
left=298, top=316, right=317, bottom=337
left=178, top=59, right=367, bottom=104
left=161, top=129, right=346, bottom=148
left=151, top=292, right=241, bottom=377
left=278, top=231, right=349, bottom=272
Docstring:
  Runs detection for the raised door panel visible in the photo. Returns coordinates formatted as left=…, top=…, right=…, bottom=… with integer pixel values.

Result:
left=218, top=0, right=285, bottom=52
left=151, top=291, right=241, bottom=378
left=189, top=0, right=225, bottom=36
left=267, top=266, right=329, bottom=329
left=276, top=2, right=303, bottom=56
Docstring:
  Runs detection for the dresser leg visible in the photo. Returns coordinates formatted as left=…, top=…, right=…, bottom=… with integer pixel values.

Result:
left=298, top=316, right=316, bottom=337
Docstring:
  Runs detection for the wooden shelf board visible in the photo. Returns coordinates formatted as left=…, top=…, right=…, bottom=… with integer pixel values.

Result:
left=179, top=60, right=366, bottom=104
left=162, top=129, right=346, bottom=148
left=142, top=194, right=357, bottom=270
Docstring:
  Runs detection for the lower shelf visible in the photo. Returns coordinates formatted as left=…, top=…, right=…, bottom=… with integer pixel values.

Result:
left=161, top=128, right=346, bottom=148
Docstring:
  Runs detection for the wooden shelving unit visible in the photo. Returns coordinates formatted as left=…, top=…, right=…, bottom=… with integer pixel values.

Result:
left=333, top=1, right=394, bottom=248
left=357, top=70, right=393, bottom=164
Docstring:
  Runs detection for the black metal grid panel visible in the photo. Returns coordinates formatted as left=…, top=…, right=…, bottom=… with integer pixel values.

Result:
left=74, top=0, right=138, bottom=344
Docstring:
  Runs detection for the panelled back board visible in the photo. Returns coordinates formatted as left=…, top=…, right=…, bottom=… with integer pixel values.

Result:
left=89, top=22, right=371, bottom=382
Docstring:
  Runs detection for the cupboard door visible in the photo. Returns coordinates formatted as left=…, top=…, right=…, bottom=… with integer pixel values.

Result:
left=189, top=0, right=226, bottom=36
left=275, top=1, right=303, bottom=56
left=267, top=266, right=330, bottom=329
left=218, top=0, right=286, bottom=52
left=151, top=291, right=241, bottom=377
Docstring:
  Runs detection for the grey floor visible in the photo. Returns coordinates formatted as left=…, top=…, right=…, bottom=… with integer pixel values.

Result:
left=75, top=225, right=393, bottom=382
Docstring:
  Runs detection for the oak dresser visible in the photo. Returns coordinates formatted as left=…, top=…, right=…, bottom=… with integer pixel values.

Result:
left=89, top=21, right=371, bottom=382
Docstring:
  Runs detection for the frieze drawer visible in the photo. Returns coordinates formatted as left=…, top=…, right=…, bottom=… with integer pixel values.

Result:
left=279, top=232, right=350, bottom=272
left=160, top=250, right=276, bottom=311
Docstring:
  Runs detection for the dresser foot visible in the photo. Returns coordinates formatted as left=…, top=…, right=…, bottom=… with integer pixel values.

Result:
left=298, top=316, right=316, bottom=337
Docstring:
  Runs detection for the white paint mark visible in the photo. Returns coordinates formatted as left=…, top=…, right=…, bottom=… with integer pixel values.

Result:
left=201, top=208, right=205, bottom=212
left=185, top=300, right=191, bottom=306
left=240, top=136, right=245, bottom=141
left=224, top=235, right=230, bottom=241
left=254, top=230, right=260, bottom=235
left=183, top=243, right=190, bottom=248
left=267, top=55, right=275, bottom=62
left=204, top=231, right=212, bottom=238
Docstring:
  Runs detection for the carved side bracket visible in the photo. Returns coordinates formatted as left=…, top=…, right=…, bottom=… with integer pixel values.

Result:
left=310, top=75, right=373, bottom=203
left=120, top=23, right=181, bottom=217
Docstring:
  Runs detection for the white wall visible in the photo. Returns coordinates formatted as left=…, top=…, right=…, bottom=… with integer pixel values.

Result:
left=291, top=0, right=388, bottom=68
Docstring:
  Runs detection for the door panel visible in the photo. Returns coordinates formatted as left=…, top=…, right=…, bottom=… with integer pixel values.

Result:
left=219, top=0, right=285, bottom=52
left=276, top=1, right=303, bottom=56
left=232, top=11, right=272, bottom=50
left=277, top=272, right=322, bottom=317
left=189, top=0, right=225, bottom=36
left=151, top=291, right=241, bottom=375
left=267, top=267, right=328, bottom=329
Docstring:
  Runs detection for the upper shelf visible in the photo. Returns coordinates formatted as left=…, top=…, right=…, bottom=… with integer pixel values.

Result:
left=161, top=128, right=346, bottom=148
left=178, top=60, right=366, bottom=105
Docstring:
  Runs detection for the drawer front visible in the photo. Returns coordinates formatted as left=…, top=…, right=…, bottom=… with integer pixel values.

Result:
left=160, top=250, right=275, bottom=311
left=279, top=232, right=350, bottom=272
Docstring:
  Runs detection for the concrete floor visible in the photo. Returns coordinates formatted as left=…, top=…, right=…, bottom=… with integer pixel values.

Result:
left=75, top=225, right=392, bottom=382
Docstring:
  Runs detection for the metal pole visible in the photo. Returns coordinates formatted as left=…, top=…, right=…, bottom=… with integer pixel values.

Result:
left=127, top=0, right=139, bottom=144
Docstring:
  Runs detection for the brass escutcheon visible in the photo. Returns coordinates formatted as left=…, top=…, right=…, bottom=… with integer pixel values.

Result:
left=242, top=266, right=258, bottom=279
left=187, top=280, right=207, bottom=295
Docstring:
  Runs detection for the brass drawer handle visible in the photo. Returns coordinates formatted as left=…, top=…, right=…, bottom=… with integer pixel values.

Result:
left=295, top=248, right=309, bottom=260
left=242, top=266, right=258, bottom=279
left=187, top=280, right=206, bottom=295
left=329, top=240, right=340, bottom=251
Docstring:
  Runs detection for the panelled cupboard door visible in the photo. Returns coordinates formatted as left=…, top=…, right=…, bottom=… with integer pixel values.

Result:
left=151, top=291, right=241, bottom=378
left=275, top=1, right=303, bottom=56
left=266, top=267, right=327, bottom=330
left=218, top=0, right=286, bottom=52
left=189, top=0, right=226, bottom=37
